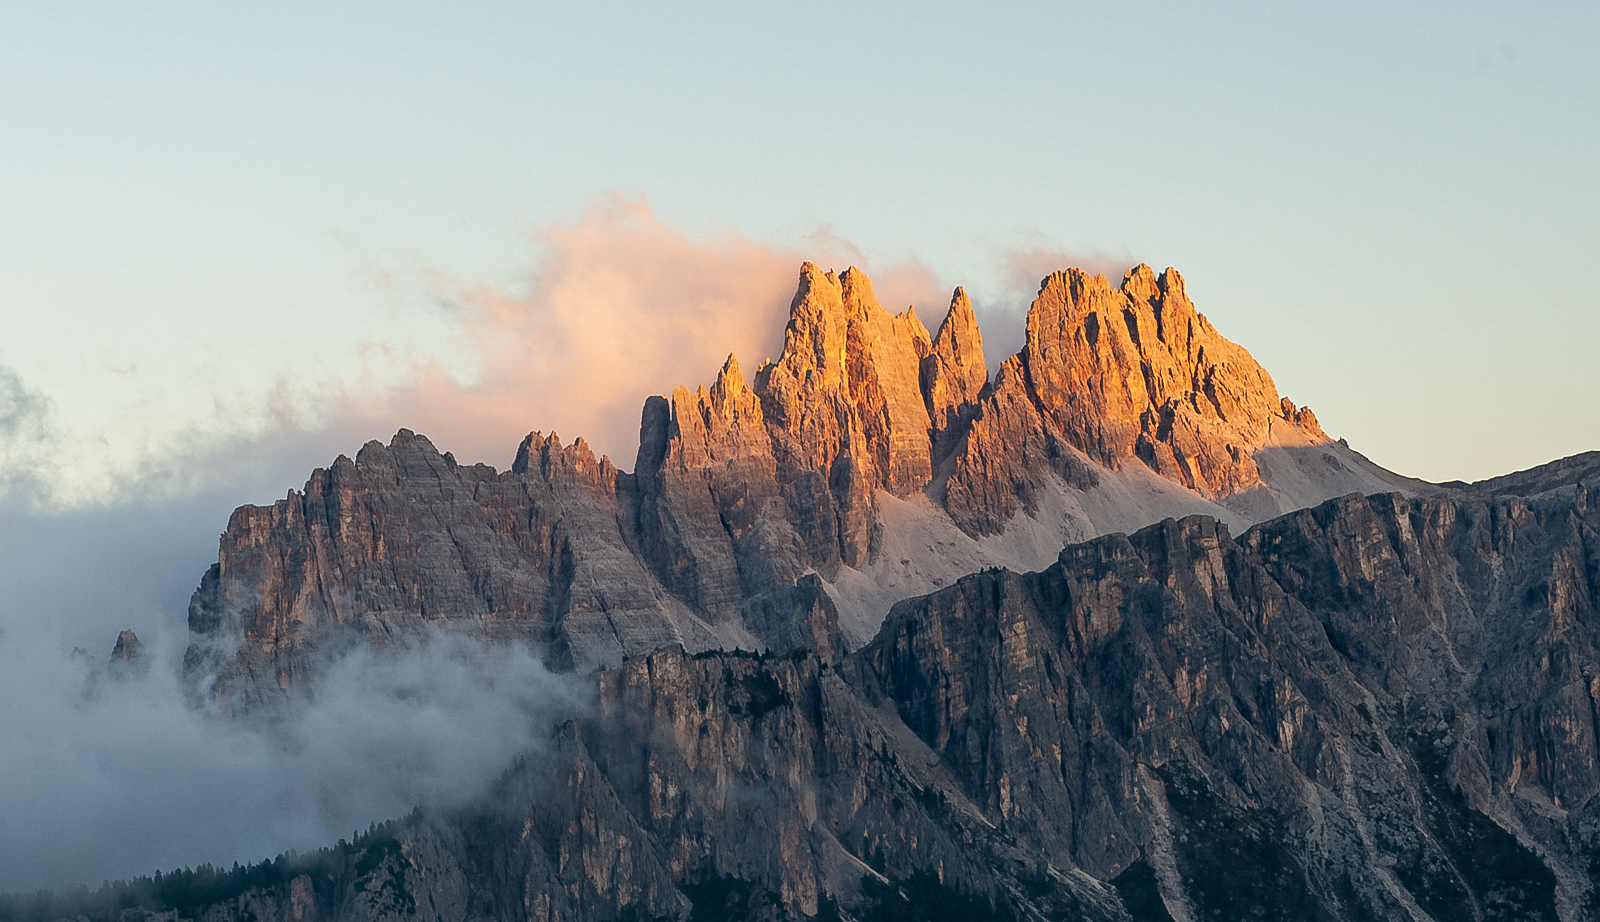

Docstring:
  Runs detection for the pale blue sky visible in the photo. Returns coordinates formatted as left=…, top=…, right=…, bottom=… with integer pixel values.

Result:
left=1, top=0, right=1597, bottom=502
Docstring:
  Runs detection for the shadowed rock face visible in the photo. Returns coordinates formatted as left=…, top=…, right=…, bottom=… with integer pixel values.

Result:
left=182, top=428, right=722, bottom=709
left=120, top=478, right=1600, bottom=921
left=184, top=261, right=1360, bottom=709
left=110, top=629, right=142, bottom=665
left=854, top=488, right=1598, bottom=921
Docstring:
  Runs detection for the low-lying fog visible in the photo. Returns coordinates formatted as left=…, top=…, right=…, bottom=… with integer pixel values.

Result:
left=0, top=499, right=582, bottom=890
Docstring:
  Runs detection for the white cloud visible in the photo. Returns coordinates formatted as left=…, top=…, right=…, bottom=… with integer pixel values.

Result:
left=0, top=621, right=583, bottom=891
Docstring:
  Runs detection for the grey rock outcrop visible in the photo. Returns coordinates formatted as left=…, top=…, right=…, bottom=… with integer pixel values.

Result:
left=107, top=628, right=147, bottom=679
left=1468, top=450, right=1600, bottom=498
left=77, top=472, right=1600, bottom=921
left=110, top=629, right=143, bottom=666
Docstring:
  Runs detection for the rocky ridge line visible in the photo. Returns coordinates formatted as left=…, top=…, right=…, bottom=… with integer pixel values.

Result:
left=184, top=261, right=1352, bottom=707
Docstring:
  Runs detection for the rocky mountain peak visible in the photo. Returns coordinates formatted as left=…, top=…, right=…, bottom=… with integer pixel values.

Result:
left=106, top=628, right=149, bottom=680
left=921, top=286, right=988, bottom=465
left=110, top=629, right=143, bottom=665
left=187, top=259, right=1367, bottom=707
left=837, top=265, right=880, bottom=320
left=1119, top=261, right=1161, bottom=302
left=709, top=352, right=748, bottom=403
left=511, top=429, right=617, bottom=490
left=927, top=286, right=986, bottom=398
left=135, top=234, right=1600, bottom=922
left=1011, top=259, right=1324, bottom=499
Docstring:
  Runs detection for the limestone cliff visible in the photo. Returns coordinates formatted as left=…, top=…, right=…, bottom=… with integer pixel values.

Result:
left=38, top=253, right=1600, bottom=922
left=75, top=469, right=1600, bottom=922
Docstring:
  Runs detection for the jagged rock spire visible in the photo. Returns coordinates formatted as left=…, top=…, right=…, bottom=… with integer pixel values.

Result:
left=110, top=629, right=143, bottom=665
left=921, top=286, right=988, bottom=464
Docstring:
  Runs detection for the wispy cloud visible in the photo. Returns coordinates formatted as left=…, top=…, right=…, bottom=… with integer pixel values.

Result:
left=340, top=194, right=949, bottom=470
left=966, top=240, right=1137, bottom=370
left=0, top=621, right=583, bottom=891
left=356, top=194, right=813, bottom=468
left=0, top=364, right=60, bottom=502
left=2, top=195, right=950, bottom=510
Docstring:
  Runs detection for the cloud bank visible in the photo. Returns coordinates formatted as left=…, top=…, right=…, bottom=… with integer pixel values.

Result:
left=336, top=194, right=948, bottom=471
left=0, top=365, right=58, bottom=500
left=0, top=623, right=581, bottom=891
left=3, top=195, right=954, bottom=509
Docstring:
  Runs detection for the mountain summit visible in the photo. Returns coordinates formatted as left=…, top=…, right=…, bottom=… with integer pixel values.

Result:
left=183, top=261, right=1409, bottom=710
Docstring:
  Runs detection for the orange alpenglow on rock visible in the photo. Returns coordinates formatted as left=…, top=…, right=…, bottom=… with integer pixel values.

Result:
left=920, top=286, right=988, bottom=464
left=739, top=262, right=938, bottom=565
left=1036, top=265, right=1324, bottom=493
left=188, top=259, right=1349, bottom=706
left=944, top=264, right=1330, bottom=531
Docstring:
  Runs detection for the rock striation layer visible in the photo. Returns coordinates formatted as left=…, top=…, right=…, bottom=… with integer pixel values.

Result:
left=184, top=261, right=1394, bottom=709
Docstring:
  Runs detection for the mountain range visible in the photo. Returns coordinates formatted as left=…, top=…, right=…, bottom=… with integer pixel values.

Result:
left=183, top=262, right=1412, bottom=712
left=18, top=262, right=1600, bottom=922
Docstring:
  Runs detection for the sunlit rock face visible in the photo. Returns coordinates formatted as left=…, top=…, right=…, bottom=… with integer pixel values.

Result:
left=1030, top=265, right=1306, bottom=492
left=920, top=285, right=988, bottom=465
left=636, top=262, right=939, bottom=594
left=944, top=265, right=1330, bottom=535
left=184, top=261, right=1399, bottom=710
